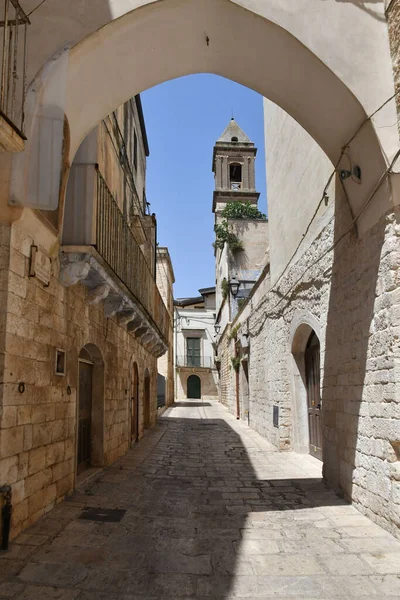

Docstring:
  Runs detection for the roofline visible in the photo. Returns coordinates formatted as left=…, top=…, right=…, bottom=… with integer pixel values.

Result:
left=174, top=296, right=204, bottom=307
left=156, top=246, right=176, bottom=283
left=198, top=286, right=216, bottom=295
left=135, top=94, right=150, bottom=157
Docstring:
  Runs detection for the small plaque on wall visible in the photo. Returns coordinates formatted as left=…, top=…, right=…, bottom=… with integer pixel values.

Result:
left=29, top=245, right=51, bottom=286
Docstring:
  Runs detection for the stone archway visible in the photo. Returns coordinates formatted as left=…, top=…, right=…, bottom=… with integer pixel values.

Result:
left=77, top=344, right=105, bottom=475
left=10, top=0, right=396, bottom=235
left=289, top=312, right=322, bottom=455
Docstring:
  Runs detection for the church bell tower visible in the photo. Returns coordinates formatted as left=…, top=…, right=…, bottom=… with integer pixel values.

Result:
left=212, top=118, right=260, bottom=216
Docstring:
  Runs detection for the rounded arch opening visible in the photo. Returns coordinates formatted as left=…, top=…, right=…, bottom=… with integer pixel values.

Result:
left=289, top=316, right=322, bottom=457
left=22, top=0, right=389, bottom=228
left=187, top=374, right=201, bottom=399
left=77, top=343, right=105, bottom=474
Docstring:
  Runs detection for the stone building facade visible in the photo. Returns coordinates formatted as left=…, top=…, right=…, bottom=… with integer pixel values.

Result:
left=216, top=97, right=400, bottom=539
left=174, top=288, right=219, bottom=401
left=0, top=96, right=170, bottom=540
left=156, top=247, right=175, bottom=407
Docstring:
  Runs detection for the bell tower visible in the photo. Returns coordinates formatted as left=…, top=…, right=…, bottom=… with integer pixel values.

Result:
left=212, top=118, right=260, bottom=216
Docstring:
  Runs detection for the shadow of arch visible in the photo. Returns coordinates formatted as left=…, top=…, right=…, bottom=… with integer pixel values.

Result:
left=78, top=343, right=105, bottom=473
left=143, top=368, right=151, bottom=429
left=289, top=314, right=321, bottom=455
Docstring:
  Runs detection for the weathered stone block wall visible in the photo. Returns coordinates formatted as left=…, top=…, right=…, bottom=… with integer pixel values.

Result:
left=217, top=197, right=400, bottom=538
left=218, top=325, right=236, bottom=413
left=0, top=217, right=158, bottom=539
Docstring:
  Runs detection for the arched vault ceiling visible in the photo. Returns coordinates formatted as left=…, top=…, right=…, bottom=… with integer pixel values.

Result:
left=19, top=0, right=398, bottom=229
left=21, top=0, right=397, bottom=159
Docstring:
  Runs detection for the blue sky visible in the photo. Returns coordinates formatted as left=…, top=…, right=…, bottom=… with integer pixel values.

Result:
left=141, top=74, right=266, bottom=299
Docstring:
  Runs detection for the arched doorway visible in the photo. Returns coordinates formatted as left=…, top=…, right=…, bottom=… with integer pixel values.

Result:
left=187, top=374, right=201, bottom=399
left=78, top=347, right=93, bottom=474
left=305, top=331, right=322, bottom=460
left=131, top=362, right=139, bottom=443
left=77, top=344, right=104, bottom=474
left=143, top=369, right=151, bottom=429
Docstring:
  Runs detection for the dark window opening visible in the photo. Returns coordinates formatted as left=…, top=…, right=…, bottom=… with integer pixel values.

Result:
left=230, top=163, right=242, bottom=190
left=231, top=136, right=238, bottom=142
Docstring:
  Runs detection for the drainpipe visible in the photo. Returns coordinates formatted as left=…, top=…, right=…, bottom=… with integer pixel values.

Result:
left=0, top=485, right=12, bottom=551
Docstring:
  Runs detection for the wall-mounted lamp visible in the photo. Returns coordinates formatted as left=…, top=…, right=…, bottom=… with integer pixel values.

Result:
left=214, top=323, right=221, bottom=335
left=339, top=165, right=361, bottom=182
left=229, top=277, right=240, bottom=297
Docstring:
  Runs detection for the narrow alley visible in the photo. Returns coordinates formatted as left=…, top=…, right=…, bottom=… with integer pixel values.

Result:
left=1, top=400, right=399, bottom=599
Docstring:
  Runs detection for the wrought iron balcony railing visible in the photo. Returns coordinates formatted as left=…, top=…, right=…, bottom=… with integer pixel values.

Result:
left=0, top=0, right=29, bottom=146
left=230, top=182, right=242, bottom=191
left=95, top=167, right=170, bottom=342
left=176, top=355, right=215, bottom=369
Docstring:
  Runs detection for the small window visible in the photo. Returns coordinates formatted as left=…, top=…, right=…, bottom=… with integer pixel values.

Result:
left=79, top=347, right=93, bottom=363
left=55, top=349, right=66, bottom=376
left=231, top=136, right=238, bottom=142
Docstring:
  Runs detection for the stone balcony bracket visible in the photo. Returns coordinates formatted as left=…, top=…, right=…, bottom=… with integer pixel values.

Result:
left=60, top=248, right=168, bottom=357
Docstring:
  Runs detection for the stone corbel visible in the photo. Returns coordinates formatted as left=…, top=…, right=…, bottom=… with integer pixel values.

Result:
left=155, top=344, right=167, bottom=358
left=141, top=332, right=154, bottom=346
left=60, top=254, right=90, bottom=287
left=134, top=326, right=148, bottom=341
left=87, top=284, right=110, bottom=305
left=146, top=337, right=160, bottom=352
left=118, top=310, right=137, bottom=327
left=104, top=296, right=125, bottom=318
left=127, top=315, right=145, bottom=333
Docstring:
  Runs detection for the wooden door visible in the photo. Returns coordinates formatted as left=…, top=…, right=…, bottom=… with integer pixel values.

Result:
left=187, top=375, right=201, bottom=399
left=78, top=360, right=93, bottom=474
left=144, top=373, right=150, bottom=429
left=131, top=364, right=139, bottom=442
left=305, top=332, right=322, bottom=460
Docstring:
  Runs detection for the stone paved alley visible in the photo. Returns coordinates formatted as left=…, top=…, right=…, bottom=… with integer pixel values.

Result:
left=1, top=399, right=400, bottom=599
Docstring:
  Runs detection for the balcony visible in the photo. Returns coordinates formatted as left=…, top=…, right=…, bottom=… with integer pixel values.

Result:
left=0, top=0, right=29, bottom=152
left=176, top=355, right=215, bottom=370
left=230, top=182, right=242, bottom=191
left=60, top=165, right=169, bottom=357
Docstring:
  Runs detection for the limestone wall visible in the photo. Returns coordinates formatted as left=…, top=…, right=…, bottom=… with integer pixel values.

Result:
left=0, top=212, right=158, bottom=539
left=217, top=197, right=400, bottom=538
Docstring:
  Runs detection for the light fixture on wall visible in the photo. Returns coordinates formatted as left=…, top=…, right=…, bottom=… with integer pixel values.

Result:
left=229, top=277, right=240, bottom=297
left=214, top=323, right=221, bottom=335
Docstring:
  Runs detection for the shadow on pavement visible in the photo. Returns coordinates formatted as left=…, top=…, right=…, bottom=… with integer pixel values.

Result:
left=0, top=415, right=386, bottom=599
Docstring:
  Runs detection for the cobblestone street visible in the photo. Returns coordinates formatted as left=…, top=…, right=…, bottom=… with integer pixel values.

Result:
left=1, top=399, right=400, bottom=599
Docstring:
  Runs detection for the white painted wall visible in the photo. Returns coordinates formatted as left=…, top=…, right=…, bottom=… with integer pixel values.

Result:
left=175, top=307, right=216, bottom=365
left=264, top=99, right=334, bottom=285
